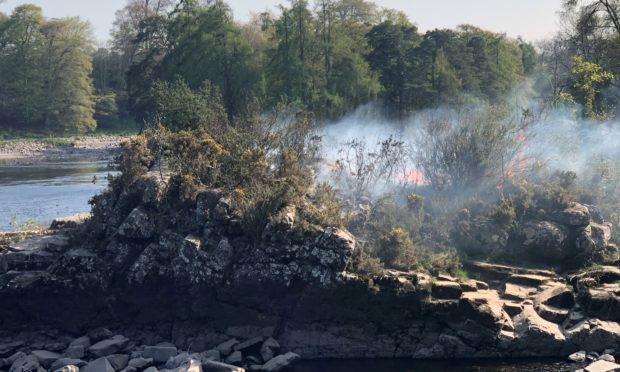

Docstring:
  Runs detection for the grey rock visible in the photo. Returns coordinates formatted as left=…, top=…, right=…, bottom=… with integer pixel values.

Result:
left=164, top=352, right=192, bottom=369
left=128, top=357, right=154, bottom=370
left=68, top=336, right=91, bottom=350
left=31, top=350, right=61, bottom=368
left=224, top=351, right=242, bottom=365
left=233, top=337, right=264, bottom=352
left=143, top=368, right=158, bottom=372
left=261, top=352, right=300, bottom=372
left=106, top=354, right=130, bottom=370
left=432, top=281, right=463, bottom=299
left=9, top=354, right=40, bottom=372
left=65, top=345, right=85, bottom=359
left=83, top=357, right=116, bottom=372
left=215, top=340, right=239, bottom=357
left=142, top=346, right=178, bottom=363
left=259, top=339, right=279, bottom=363
left=121, top=367, right=137, bottom=372
left=518, top=221, right=569, bottom=263
left=199, top=350, right=220, bottom=363
left=554, top=203, right=591, bottom=227
left=89, top=336, right=130, bottom=357
left=0, top=342, right=24, bottom=358
left=3, top=352, right=26, bottom=367
left=44, top=343, right=67, bottom=352
left=569, top=350, right=587, bottom=363
left=118, top=207, right=155, bottom=240
left=584, top=359, right=620, bottom=372
left=88, top=329, right=113, bottom=343
left=51, top=358, right=87, bottom=370
left=201, top=360, right=245, bottom=372
left=599, top=354, right=615, bottom=362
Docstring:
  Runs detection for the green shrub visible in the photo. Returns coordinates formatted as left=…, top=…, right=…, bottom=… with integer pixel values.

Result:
left=376, top=227, right=416, bottom=270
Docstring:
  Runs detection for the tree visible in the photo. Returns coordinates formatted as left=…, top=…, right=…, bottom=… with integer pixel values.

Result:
left=266, top=0, right=317, bottom=106
left=564, top=0, right=620, bottom=37
left=0, top=5, right=46, bottom=126
left=41, top=17, right=97, bottom=133
left=158, top=1, right=262, bottom=120
left=568, top=56, right=614, bottom=118
left=366, top=21, right=420, bottom=117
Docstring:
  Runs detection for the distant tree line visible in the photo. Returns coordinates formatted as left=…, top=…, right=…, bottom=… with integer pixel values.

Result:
left=3, top=0, right=619, bottom=134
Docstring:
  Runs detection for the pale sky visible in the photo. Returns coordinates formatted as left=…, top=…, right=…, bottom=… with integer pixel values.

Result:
left=0, top=0, right=563, bottom=44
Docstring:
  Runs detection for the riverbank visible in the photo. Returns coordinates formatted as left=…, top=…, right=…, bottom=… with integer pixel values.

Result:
left=0, top=135, right=127, bottom=164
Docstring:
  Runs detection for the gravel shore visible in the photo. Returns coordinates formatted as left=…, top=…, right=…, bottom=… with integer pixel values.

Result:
left=0, top=135, right=127, bottom=163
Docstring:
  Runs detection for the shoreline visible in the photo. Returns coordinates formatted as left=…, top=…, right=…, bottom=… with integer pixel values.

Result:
left=0, top=135, right=127, bottom=164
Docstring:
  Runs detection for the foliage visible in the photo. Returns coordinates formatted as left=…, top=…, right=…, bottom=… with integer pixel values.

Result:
left=376, top=227, right=416, bottom=270
left=569, top=56, right=614, bottom=119
left=150, top=79, right=228, bottom=132
left=0, top=5, right=97, bottom=134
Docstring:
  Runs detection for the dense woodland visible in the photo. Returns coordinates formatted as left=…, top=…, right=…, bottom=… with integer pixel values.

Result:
left=1, top=0, right=617, bottom=134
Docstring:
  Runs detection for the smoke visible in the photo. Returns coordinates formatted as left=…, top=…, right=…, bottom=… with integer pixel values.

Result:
left=313, top=90, right=620, bottom=205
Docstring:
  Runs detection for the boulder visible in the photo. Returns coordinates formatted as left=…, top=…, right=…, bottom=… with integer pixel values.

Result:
left=233, top=337, right=264, bottom=353
left=555, top=203, right=591, bottom=227
left=259, top=338, right=280, bottom=363
left=0, top=342, right=25, bottom=358
left=590, top=223, right=613, bottom=250
left=517, top=221, right=569, bottom=263
left=578, top=287, right=620, bottom=321
left=118, top=207, right=155, bottom=240
left=224, top=351, right=242, bottom=365
left=51, top=358, right=87, bottom=370
left=512, top=305, right=565, bottom=354
left=584, top=359, right=620, bottom=372
left=89, top=336, right=130, bottom=357
left=128, top=357, right=154, bottom=370
left=106, top=354, right=130, bottom=370
left=569, top=350, right=587, bottom=363
left=600, top=354, right=616, bottom=362
left=72, top=335, right=92, bottom=347
left=502, top=283, right=536, bottom=302
left=65, top=345, right=85, bottom=359
left=31, top=350, right=61, bottom=368
left=261, top=352, right=300, bottom=372
left=142, top=346, right=178, bottom=363
left=83, top=357, right=115, bottom=372
left=199, top=350, right=220, bottom=363
left=432, top=281, right=463, bottom=300
left=9, top=354, right=40, bottom=372
left=215, top=340, right=239, bottom=357
left=534, top=283, right=575, bottom=309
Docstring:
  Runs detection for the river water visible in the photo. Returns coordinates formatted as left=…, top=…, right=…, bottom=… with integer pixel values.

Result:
left=289, top=358, right=578, bottom=371
left=0, top=158, right=114, bottom=231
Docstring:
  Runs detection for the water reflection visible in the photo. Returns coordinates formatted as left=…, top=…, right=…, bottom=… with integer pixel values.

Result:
left=0, top=158, right=117, bottom=231
left=288, top=358, right=578, bottom=372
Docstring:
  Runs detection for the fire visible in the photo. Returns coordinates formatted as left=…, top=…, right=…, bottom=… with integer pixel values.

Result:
left=404, top=169, right=426, bottom=185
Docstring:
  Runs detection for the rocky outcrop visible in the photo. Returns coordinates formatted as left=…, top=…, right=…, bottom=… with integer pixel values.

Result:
left=2, top=182, right=620, bottom=366
left=455, top=202, right=617, bottom=268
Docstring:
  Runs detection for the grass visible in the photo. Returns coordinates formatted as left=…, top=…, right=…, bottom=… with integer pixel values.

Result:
left=0, top=117, right=140, bottom=143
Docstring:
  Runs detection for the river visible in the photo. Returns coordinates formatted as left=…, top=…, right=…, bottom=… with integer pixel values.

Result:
left=289, top=358, right=578, bottom=371
left=0, top=157, right=115, bottom=231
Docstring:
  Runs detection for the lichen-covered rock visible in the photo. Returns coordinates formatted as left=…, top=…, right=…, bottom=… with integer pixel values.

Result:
left=554, top=203, right=591, bottom=227
left=118, top=207, right=155, bottom=240
left=516, top=221, right=569, bottom=263
left=48, top=249, right=109, bottom=289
